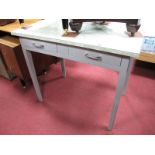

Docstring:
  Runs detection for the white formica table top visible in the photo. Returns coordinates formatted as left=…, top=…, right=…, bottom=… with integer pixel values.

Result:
left=11, top=20, right=143, bottom=58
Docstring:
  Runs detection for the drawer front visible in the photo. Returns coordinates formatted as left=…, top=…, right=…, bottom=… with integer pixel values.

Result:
left=69, top=47, right=122, bottom=67
left=20, top=38, right=57, bottom=56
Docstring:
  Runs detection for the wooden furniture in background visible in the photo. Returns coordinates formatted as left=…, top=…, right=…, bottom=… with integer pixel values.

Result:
left=134, top=32, right=155, bottom=64
left=0, top=19, right=59, bottom=87
left=0, top=35, right=59, bottom=87
left=137, top=51, right=155, bottom=64
left=0, top=52, right=15, bottom=80
left=0, top=19, right=16, bottom=26
left=0, top=19, right=40, bottom=33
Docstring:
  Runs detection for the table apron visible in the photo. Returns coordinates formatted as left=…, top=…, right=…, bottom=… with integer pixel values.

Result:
left=20, top=38, right=129, bottom=72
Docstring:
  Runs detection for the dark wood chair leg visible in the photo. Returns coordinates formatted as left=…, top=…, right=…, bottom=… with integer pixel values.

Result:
left=19, top=79, right=26, bottom=88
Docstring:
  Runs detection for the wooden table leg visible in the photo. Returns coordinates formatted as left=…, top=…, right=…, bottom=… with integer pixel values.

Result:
left=60, top=58, right=66, bottom=78
left=22, top=49, right=43, bottom=102
left=122, top=58, right=134, bottom=95
left=108, top=57, right=130, bottom=130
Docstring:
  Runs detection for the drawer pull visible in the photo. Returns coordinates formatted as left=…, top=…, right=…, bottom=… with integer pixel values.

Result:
left=85, top=53, right=102, bottom=61
left=32, top=43, right=44, bottom=49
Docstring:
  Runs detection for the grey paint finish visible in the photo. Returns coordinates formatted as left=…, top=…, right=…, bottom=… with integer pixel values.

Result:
left=22, top=48, right=43, bottom=102
left=12, top=20, right=142, bottom=58
left=14, top=20, right=142, bottom=130
left=108, top=58, right=130, bottom=130
left=20, top=37, right=133, bottom=130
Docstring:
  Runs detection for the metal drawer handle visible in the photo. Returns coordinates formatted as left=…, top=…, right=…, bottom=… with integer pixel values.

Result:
left=32, top=43, right=44, bottom=49
left=85, top=53, right=102, bottom=61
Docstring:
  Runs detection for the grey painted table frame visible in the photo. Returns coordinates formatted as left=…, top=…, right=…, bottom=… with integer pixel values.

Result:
left=20, top=37, right=133, bottom=130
